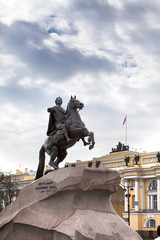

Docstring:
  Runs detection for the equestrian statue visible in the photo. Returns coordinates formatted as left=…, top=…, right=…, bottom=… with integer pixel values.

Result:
left=35, top=96, right=95, bottom=179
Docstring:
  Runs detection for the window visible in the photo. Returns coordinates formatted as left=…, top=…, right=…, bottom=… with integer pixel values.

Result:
left=149, top=195, right=151, bottom=209
left=148, top=195, right=157, bottom=210
left=153, top=195, right=157, bottom=210
left=144, top=218, right=156, bottom=228
left=147, top=180, right=158, bottom=211
left=148, top=180, right=157, bottom=190
left=147, top=219, right=156, bottom=228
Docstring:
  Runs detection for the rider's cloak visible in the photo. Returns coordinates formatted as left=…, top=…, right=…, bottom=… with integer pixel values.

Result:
left=46, top=106, right=67, bottom=136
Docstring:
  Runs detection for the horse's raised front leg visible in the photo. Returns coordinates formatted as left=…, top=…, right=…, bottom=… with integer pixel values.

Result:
left=81, top=137, right=90, bottom=146
left=81, top=128, right=95, bottom=150
left=49, top=145, right=59, bottom=170
left=88, top=132, right=95, bottom=150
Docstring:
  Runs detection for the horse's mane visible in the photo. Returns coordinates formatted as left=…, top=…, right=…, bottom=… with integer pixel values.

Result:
left=66, top=99, right=74, bottom=117
left=66, top=105, right=69, bottom=117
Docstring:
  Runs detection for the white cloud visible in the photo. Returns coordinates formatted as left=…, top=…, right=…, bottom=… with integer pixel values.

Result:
left=0, top=0, right=69, bottom=25
left=0, top=0, right=160, bottom=173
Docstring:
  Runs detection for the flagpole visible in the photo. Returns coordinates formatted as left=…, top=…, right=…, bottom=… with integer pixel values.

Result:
left=123, top=115, right=127, bottom=146
left=125, top=114, right=127, bottom=146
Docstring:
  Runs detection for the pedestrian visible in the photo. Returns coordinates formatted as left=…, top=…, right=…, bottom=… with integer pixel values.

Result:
left=155, top=225, right=160, bottom=240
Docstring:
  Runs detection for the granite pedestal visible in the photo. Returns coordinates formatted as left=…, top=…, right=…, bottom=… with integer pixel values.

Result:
left=0, top=167, right=142, bottom=240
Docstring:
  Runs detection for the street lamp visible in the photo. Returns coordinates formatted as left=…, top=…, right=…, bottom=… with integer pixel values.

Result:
left=120, top=184, right=134, bottom=226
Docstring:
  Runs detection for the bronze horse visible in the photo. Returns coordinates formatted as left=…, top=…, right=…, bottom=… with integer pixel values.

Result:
left=35, top=96, right=95, bottom=179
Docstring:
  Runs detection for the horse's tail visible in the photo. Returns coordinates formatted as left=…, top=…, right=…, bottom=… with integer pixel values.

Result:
left=35, top=145, right=45, bottom=180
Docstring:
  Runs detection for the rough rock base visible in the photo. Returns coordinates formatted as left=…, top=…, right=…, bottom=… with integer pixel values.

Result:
left=0, top=167, right=142, bottom=240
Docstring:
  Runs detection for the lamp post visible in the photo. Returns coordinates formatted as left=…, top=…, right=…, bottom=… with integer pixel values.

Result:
left=120, top=184, right=134, bottom=226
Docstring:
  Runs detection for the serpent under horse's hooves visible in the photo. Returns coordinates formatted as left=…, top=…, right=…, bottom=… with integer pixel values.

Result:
left=35, top=96, right=95, bottom=179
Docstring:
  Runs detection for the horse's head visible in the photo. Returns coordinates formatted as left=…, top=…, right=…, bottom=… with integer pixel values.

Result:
left=68, top=96, right=84, bottom=110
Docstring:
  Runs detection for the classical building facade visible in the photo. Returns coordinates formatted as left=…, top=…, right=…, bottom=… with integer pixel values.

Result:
left=65, top=143, right=160, bottom=239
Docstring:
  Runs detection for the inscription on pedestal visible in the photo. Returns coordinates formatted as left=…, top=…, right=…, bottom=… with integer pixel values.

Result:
left=35, top=181, right=55, bottom=193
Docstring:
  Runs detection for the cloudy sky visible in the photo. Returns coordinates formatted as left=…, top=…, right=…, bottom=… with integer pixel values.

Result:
left=0, top=0, right=160, bottom=173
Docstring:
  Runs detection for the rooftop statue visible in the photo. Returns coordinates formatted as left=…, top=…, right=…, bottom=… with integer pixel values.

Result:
left=111, top=141, right=129, bottom=153
left=35, top=96, right=95, bottom=179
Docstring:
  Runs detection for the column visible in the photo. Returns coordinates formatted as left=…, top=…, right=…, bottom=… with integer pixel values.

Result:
left=157, top=177, right=160, bottom=211
left=141, top=179, right=145, bottom=210
left=124, top=180, right=128, bottom=212
left=135, top=178, right=139, bottom=211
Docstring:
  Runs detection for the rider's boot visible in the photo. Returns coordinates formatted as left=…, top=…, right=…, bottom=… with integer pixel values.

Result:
left=63, top=126, right=72, bottom=142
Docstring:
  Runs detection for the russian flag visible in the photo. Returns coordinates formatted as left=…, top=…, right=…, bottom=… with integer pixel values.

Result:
left=123, top=116, right=127, bottom=125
